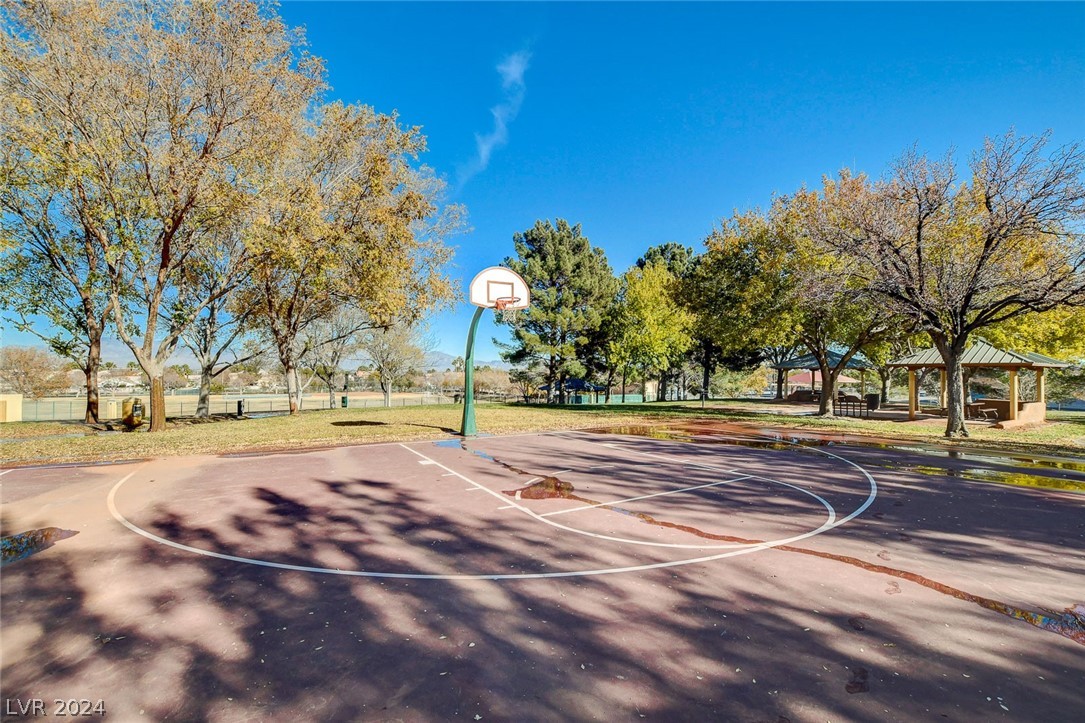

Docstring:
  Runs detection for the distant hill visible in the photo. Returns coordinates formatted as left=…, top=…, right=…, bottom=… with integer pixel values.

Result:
left=423, top=351, right=510, bottom=371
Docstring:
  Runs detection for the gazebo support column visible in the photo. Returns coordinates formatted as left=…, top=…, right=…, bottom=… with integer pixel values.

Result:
left=1008, top=369, right=1019, bottom=421
left=939, top=370, right=947, bottom=409
left=907, top=369, right=917, bottom=421
left=1036, top=367, right=1046, bottom=406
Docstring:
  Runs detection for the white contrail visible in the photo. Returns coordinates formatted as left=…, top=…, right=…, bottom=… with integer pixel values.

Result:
left=458, top=50, right=531, bottom=187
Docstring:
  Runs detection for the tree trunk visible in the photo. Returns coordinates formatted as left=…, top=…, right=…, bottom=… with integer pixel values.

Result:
left=196, top=364, right=213, bottom=417
left=545, top=357, right=555, bottom=404
left=774, top=367, right=785, bottom=400
left=936, top=336, right=969, bottom=438
left=622, top=366, right=627, bottom=403
left=816, top=361, right=834, bottom=416
left=285, top=363, right=300, bottom=414
left=148, top=375, right=166, bottom=432
left=880, top=372, right=889, bottom=404
left=658, top=371, right=668, bottom=403
left=328, top=382, right=336, bottom=409
left=83, top=335, right=101, bottom=423
left=383, top=374, right=392, bottom=407
left=702, top=357, right=712, bottom=402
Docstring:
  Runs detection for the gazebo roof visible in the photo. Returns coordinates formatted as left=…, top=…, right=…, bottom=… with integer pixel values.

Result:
left=774, top=350, right=872, bottom=371
left=887, top=339, right=1069, bottom=369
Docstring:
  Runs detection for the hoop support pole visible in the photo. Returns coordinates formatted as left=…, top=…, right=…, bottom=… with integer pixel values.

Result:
left=461, top=305, right=486, bottom=436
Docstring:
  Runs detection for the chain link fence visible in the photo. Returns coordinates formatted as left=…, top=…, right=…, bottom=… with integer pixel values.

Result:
left=20, top=393, right=456, bottom=422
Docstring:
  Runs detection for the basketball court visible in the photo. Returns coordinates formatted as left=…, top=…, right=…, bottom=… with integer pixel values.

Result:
left=2, top=421, right=1083, bottom=720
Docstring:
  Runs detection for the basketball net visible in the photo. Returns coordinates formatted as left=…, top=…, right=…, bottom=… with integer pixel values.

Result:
left=494, top=296, right=522, bottom=325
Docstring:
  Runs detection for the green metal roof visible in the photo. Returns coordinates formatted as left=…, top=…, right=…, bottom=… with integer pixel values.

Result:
left=887, top=339, right=1069, bottom=369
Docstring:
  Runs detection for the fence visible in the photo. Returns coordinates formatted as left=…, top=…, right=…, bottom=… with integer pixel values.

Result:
left=20, top=393, right=456, bottom=422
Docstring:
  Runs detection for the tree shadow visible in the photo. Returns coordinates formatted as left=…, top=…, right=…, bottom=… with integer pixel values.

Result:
left=330, top=420, right=458, bottom=434
left=2, top=442, right=1083, bottom=720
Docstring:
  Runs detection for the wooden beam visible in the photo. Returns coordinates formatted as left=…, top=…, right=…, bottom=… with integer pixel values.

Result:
left=939, top=369, right=947, bottom=409
left=908, top=370, right=917, bottom=421
left=1037, top=367, right=1046, bottom=409
left=1008, top=369, right=1019, bottom=421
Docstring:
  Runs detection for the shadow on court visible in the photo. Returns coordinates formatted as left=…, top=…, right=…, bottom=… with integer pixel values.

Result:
left=1, top=429, right=1083, bottom=720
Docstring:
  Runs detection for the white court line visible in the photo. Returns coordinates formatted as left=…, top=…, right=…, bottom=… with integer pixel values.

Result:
left=564, top=429, right=879, bottom=529
left=549, top=469, right=572, bottom=475
left=0, top=470, right=14, bottom=477
left=105, top=434, right=877, bottom=581
left=541, top=475, right=753, bottom=517
left=400, top=444, right=835, bottom=550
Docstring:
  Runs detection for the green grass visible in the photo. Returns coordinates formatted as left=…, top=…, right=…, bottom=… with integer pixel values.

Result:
left=2, top=400, right=1083, bottom=466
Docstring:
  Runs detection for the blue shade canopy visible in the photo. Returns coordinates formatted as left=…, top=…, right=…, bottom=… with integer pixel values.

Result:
left=539, top=379, right=607, bottom=392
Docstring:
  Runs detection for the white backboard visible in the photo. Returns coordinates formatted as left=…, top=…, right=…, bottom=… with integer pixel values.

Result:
left=468, top=266, right=530, bottom=309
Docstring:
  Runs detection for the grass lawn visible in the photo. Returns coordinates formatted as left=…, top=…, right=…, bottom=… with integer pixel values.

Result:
left=2, top=400, right=1083, bottom=466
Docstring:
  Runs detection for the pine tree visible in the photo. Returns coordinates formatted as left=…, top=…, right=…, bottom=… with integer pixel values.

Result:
left=501, top=220, right=617, bottom=403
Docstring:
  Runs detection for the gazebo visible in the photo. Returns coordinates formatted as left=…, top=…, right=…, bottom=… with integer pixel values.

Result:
left=887, top=339, right=1069, bottom=423
left=774, top=350, right=873, bottom=398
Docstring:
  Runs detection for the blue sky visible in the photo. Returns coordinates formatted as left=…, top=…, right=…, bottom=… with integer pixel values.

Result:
left=7, top=1, right=1085, bottom=366
left=275, top=0, right=1085, bottom=360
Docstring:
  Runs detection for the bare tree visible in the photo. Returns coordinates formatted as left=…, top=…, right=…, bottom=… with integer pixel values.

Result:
left=360, top=324, right=429, bottom=407
left=0, top=345, right=68, bottom=398
left=299, top=308, right=368, bottom=409
left=179, top=232, right=264, bottom=417
left=808, top=132, right=1085, bottom=436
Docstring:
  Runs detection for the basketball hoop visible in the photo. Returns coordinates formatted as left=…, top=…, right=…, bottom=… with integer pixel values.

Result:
left=494, top=296, right=522, bottom=324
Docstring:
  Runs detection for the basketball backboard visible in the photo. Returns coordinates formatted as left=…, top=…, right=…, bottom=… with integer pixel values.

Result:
left=468, top=266, right=530, bottom=309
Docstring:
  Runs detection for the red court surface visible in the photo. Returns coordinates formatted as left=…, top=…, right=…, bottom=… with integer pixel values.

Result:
left=2, top=423, right=1084, bottom=720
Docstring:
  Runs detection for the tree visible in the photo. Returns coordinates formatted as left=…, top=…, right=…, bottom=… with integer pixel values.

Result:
left=501, top=219, right=617, bottom=403
left=1, top=0, right=322, bottom=431
left=637, top=243, right=696, bottom=400
left=612, top=262, right=695, bottom=401
left=509, top=365, right=543, bottom=403
left=0, top=345, right=68, bottom=398
left=636, top=242, right=695, bottom=277
left=360, top=324, right=427, bottom=407
left=164, top=364, right=192, bottom=393
left=703, top=203, right=905, bottom=415
left=179, top=221, right=266, bottom=417
left=694, top=212, right=798, bottom=401
left=300, top=307, right=367, bottom=409
left=763, top=344, right=801, bottom=400
left=243, top=101, right=458, bottom=414
left=982, top=307, right=1085, bottom=362
left=806, top=132, right=1085, bottom=436
left=862, top=332, right=930, bottom=403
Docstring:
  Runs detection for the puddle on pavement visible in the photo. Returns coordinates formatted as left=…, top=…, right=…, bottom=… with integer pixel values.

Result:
left=587, top=423, right=1085, bottom=492
left=1, top=527, right=79, bottom=566
left=889, top=464, right=1085, bottom=492
left=477, top=426, right=1085, bottom=646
